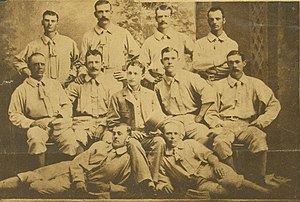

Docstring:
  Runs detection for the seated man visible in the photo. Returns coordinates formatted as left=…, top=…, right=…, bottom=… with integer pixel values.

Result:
left=157, top=119, right=270, bottom=198
left=0, top=124, right=133, bottom=198
left=66, top=49, right=112, bottom=149
left=8, top=52, right=79, bottom=168
left=155, top=47, right=215, bottom=145
left=205, top=50, right=281, bottom=183
left=107, top=60, right=165, bottom=188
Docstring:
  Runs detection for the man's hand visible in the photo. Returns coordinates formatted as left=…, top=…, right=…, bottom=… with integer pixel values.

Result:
left=74, top=181, right=87, bottom=193
left=213, top=162, right=226, bottom=179
left=131, top=131, right=146, bottom=141
left=249, top=119, right=264, bottom=129
left=162, top=184, right=174, bottom=194
left=74, top=74, right=85, bottom=84
left=113, top=71, right=127, bottom=82
left=30, top=118, right=51, bottom=130
left=110, top=183, right=127, bottom=193
left=194, top=115, right=203, bottom=123
left=21, top=68, right=31, bottom=77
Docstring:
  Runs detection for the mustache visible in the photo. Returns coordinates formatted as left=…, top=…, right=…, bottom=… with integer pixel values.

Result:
left=99, top=16, right=109, bottom=21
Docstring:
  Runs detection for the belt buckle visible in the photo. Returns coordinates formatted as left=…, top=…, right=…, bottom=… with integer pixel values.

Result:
left=208, top=74, right=215, bottom=81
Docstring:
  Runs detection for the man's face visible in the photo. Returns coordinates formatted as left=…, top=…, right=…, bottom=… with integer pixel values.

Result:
left=227, top=54, right=246, bottom=73
left=86, top=54, right=102, bottom=78
left=163, top=123, right=183, bottom=148
left=127, top=65, right=144, bottom=88
left=161, top=50, right=179, bottom=75
left=42, top=15, right=58, bottom=33
left=112, top=125, right=129, bottom=148
left=156, top=9, right=172, bottom=29
left=95, top=4, right=112, bottom=24
left=29, top=55, right=46, bottom=80
left=208, top=10, right=225, bottom=32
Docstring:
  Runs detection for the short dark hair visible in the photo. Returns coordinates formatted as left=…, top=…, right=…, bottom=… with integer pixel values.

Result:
left=155, top=4, right=173, bottom=16
left=28, top=52, right=45, bottom=67
left=85, top=49, right=103, bottom=63
left=125, top=60, right=146, bottom=75
left=207, top=7, right=225, bottom=18
left=161, top=47, right=179, bottom=59
left=227, top=50, right=246, bottom=61
left=42, top=10, right=59, bottom=21
left=94, top=0, right=112, bottom=11
left=114, top=123, right=132, bottom=136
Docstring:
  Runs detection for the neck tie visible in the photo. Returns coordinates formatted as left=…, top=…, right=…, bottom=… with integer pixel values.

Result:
left=48, top=40, right=57, bottom=79
left=91, top=79, right=98, bottom=117
left=173, top=148, right=195, bottom=174
left=38, top=82, right=54, bottom=117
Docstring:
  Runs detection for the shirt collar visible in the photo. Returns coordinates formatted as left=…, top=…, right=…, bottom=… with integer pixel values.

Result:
left=227, top=73, right=248, bottom=87
left=85, top=74, right=103, bottom=85
left=94, top=23, right=115, bottom=35
left=154, top=29, right=176, bottom=41
left=165, top=140, right=184, bottom=156
left=26, top=77, right=46, bottom=87
left=127, top=84, right=141, bottom=92
left=207, top=31, right=228, bottom=42
left=163, top=70, right=182, bottom=85
left=41, top=32, right=59, bottom=45
left=109, top=145, right=128, bottom=156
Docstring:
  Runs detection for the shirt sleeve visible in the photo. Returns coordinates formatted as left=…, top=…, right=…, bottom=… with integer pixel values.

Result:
left=106, top=94, right=122, bottom=128
left=125, top=30, right=140, bottom=59
left=192, top=74, right=215, bottom=104
left=254, top=80, right=281, bottom=128
left=189, top=140, right=213, bottom=164
left=65, top=82, right=80, bottom=103
left=183, top=33, right=195, bottom=57
left=14, top=44, right=32, bottom=73
left=8, top=88, right=35, bottom=129
left=193, top=40, right=214, bottom=71
left=78, top=33, right=89, bottom=75
left=57, top=81, right=73, bottom=118
left=69, top=40, right=81, bottom=77
left=139, top=41, right=151, bottom=67
left=157, top=161, right=172, bottom=190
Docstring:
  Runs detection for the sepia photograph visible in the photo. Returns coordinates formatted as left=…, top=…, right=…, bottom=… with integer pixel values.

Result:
left=0, top=0, right=299, bottom=200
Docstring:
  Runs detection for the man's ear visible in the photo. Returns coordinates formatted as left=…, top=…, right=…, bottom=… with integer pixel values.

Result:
left=94, top=11, right=98, bottom=18
left=223, top=17, right=226, bottom=25
left=242, top=60, right=247, bottom=67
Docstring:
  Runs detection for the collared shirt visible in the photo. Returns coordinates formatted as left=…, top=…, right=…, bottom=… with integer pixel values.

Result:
left=127, top=85, right=144, bottom=129
left=70, top=141, right=130, bottom=187
left=140, top=29, right=194, bottom=73
left=155, top=70, right=215, bottom=116
left=80, top=24, right=140, bottom=69
left=8, top=77, right=72, bottom=129
left=205, top=74, right=281, bottom=128
left=159, top=139, right=212, bottom=186
left=66, top=74, right=111, bottom=117
left=193, top=32, right=238, bottom=79
left=14, top=32, right=80, bottom=84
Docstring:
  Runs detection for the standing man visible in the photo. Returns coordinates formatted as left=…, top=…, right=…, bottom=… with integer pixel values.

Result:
left=80, top=0, right=140, bottom=93
left=66, top=50, right=112, bottom=149
left=140, top=4, right=195, bottom=86
left=155, top=47, right=215, bottom=145
left=14, top=10, right=80, bottom=87
left=0, top=124, right=133, bottom=198
left=8, top=53, right=79, bottom=168
left=157, top=119, right=270, bottom=198
left=193, top=7, right=238, bottom=84
left=107, top=60, right=165, bottom=188
left=205, top=50, right=281, bottom=184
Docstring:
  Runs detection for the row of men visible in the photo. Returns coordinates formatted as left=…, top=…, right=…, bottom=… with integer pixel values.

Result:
left=14, top=2, right=237, bottom=90
left=6, top=46, right=280, bottom=198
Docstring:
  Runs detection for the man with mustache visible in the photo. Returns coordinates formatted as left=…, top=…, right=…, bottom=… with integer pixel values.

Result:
left=140, top=4, right=194, bottom=88
left=8, top=53, right=80, bottom=168
left=205, top=50, right=281, bottom=185
left=193, top=7, right=238, bottom=85
left=0, top=124, right=133, bottom=198
left=66, top=49, right=112, bottom=150
left=79, top=0, right=140, bottom=94
left=14, top=10, right=80, bottom=87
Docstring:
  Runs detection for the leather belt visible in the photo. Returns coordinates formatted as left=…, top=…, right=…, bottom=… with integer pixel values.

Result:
left=221, top=116, right=252, bottom=122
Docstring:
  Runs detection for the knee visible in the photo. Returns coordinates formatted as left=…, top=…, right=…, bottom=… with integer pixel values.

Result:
left=213, top=136, right=233, bottom=160
left=247, top=127, right=268, bottom=153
